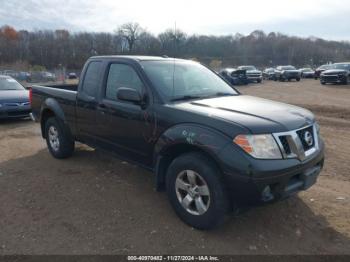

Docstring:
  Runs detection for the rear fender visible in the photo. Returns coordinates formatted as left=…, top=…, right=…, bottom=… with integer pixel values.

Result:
left=40, top=98, right=67, bottom=138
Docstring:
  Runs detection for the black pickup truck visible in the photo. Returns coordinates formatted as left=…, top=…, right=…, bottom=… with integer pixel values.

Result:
left=31, top=56, right=324, bottom=229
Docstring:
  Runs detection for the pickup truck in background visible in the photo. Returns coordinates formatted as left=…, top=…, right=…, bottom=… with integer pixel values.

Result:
left=218, top=68, right=248, bottom=85
left=237, top=65, right=263, bottom=83
left=320, top=62, right=350, bottom=85
left=30, top=56, right=325, bottom=229
left=274, top=65, right=301, bottom=82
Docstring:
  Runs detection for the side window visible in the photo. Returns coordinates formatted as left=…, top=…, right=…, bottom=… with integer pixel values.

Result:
left=82, top=61, right=102, bottom=97
left=106, top=63, right=144, bottom=101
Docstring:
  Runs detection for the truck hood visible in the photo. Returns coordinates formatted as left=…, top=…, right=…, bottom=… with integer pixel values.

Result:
left=283, top=70, right=299, bottom=73
left=323, top=69, right=348, bottom=74
left=172, top=95, right=315, bottom=133
left=246, top=70, right=261, bottom=74
left=0, top=90, right=29, bottom=103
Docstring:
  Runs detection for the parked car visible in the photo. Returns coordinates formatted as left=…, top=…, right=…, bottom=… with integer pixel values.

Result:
left=314, top=64, right=332, bottom=79
left=274, top=65, right=301, bottom=81
left=300, top=68, right=315, bottom=78
left=320, top=62, right=350, bottom=85
left=68, top=72, right=78, bottom=79
left=42, top=71, right=56, bottom=82
left=219, top=68, right=248, bottom=85
left=30, top=56, right=324, bottom=230
left=237, top=65, right=262, bottom=83
left=17, top=71, right=32, bottom=82
left=262, top=68, right=276, bottom=80
left=2, top=70, right=19, bottom=79
left=0, top=75, right=31, bottom=119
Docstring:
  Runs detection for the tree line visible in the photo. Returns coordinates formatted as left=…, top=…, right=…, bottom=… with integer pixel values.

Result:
left=0, top=23, right=350, bottom=71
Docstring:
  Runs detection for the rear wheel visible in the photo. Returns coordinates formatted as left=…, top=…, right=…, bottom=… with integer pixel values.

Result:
left=45, top=117, right=74, bottom=159
left=296, top=78, right=301, bottom=81
left=166, top=152, right=230, bottom=230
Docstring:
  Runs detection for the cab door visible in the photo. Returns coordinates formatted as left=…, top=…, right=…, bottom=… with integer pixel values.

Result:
left=96, top=62, right=153, bottom=165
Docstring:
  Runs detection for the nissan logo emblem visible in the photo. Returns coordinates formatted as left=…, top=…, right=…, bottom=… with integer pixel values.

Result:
left=304, top=131, right=313, bottom=146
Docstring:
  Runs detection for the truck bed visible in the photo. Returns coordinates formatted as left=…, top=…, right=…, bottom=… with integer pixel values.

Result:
left=31, top=84, right=78, bottom=129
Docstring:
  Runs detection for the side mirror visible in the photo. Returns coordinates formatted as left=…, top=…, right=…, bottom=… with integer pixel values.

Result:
left=117, top=87, right=142, bottom=104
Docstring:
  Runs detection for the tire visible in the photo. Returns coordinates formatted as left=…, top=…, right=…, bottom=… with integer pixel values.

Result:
left=321, top=81, right=326, bottom=85
left=45, top=117, right=74, bottom=159
left=343, top=77, right=348, bottom=85
left=166, top=152, right=230, bottom=230
left=296, top=78, right=300, bottom=82
left=257, top=79, right=262, bottom=83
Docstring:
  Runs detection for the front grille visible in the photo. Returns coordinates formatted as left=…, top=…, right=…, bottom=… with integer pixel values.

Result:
left=247, top=73, right=261, bottom=77
left=279, top=136, right=291, bottom=155
left=323, top=75, right=339, bottom=81
left=4, top=102, right=30, bottom=107
left=297, top=126, right=314, bottom=151
left=274, top=124, right=318, bottom=161
left=7, top=110, right=31, bottom=116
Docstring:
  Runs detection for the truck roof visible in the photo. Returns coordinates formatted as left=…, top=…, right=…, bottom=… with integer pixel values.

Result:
left=89, top=55, right=188, bottom=62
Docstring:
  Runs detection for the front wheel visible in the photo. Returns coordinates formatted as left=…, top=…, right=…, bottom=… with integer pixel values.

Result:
left=166, top=152, right=230, bottom=230
left=296, top=78, right=301, bottom=81
left=45, top=117, right=74, bottom=159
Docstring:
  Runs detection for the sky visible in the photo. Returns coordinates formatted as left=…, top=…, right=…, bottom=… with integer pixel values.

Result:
left=0, top=0, right=349, bottom=41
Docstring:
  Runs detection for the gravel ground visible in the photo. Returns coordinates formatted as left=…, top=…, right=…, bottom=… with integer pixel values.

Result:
left=0, top=79, right=349, bottom=255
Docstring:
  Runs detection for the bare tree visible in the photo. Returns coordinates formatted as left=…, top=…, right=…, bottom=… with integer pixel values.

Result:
left=116, top=23, right=144, bottom=53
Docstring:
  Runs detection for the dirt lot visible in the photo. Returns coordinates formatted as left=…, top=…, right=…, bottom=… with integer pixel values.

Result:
left=0, top=79, right=349, bottom=255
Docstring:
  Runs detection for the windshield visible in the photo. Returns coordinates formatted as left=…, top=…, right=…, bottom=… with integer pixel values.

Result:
left=281, top=66, right=296, bottom=70
left=302, top=68, right=313, bottom=72
left=0, top=77, right=25, bottom=90
left=331, top=63, right=350, bottom=70
left=141, top=60, right=238, bottom=101
left=319, top=65, right=332, bottom=70
left=238, top=66, right=256, bottom=71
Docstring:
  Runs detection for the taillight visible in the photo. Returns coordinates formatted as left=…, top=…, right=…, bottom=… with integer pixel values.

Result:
left=29, top=87, right=33, bottom=105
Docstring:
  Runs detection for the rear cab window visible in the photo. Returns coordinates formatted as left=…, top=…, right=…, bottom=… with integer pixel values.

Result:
left=81, top=61, right=103, bottom=97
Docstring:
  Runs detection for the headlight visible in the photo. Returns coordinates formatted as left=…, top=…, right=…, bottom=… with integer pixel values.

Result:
left=233, top=134, right=282, bottom=159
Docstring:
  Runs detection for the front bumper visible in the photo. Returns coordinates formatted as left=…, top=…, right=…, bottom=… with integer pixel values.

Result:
left=247, top=75, right=262, bottom=82
left=283, top=73, right=300, bottom=79
left=321, top=74, right=347, bottom=83
left=0, top=106, right=31, bottom=119
left=219, top=139, right=325, bottom=206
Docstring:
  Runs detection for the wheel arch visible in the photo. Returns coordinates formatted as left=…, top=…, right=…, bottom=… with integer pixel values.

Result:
left=40, top=98, right=67, bottom=138
left=153, top=124, right=230, bottom=191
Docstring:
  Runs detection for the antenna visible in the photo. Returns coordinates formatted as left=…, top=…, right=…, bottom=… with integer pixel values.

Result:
left=172, top=21, right=176, bottom=98
left=174, top=21, right=177, bottom=58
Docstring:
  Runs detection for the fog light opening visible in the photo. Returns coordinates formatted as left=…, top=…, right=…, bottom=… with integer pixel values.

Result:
left=262, top=186, right=274, bottom=202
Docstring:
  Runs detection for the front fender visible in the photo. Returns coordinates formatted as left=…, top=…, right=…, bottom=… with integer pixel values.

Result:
left=153, top=124, right=233, bottom=191
left=154, top=123, right=231, bottom=159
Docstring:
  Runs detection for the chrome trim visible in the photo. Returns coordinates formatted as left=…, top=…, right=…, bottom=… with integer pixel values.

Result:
left=29, top=113, right=36, bottom=122
left=273, top=124, right=319, bottom=161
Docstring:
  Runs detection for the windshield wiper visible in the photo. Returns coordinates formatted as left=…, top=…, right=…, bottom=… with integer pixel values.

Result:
left=202, top=92, right=235, bottom=99
left=215, top=92, right=235, bottom=97
left=170, top=95, right=203, bottom=102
